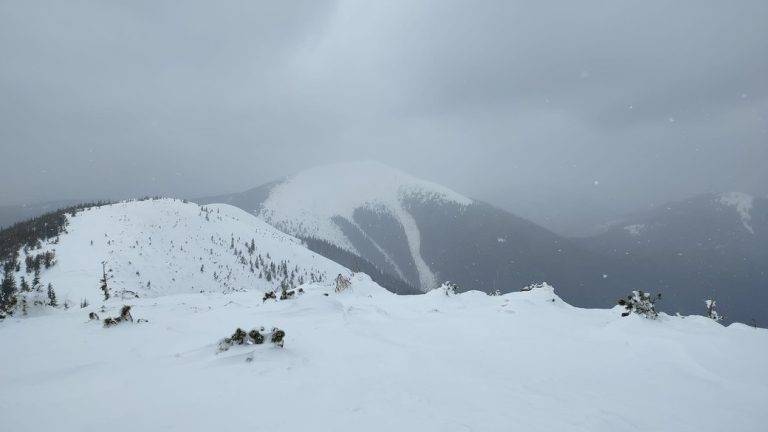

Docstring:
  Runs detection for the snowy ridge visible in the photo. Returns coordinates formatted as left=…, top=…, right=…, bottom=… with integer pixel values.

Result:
left=718, top=192, right=754, bottom=234
left=11, top=199, right=350, bottom=307
left=258, top=161, right=472, bottom=291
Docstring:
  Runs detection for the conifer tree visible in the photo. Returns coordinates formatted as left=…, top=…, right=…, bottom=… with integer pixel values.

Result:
left=47, top=283, right=57, bottom=307
left=618, top=290, right=661, bottom=319
left=20, top=276, right=30, bottom=293
left=705, top=299, right=723, bottom=322
left=32, top=268, right=41, bottom=290
left=1, top=268, right=18, bottom=312
left=99, top=261, right=110, bottom=301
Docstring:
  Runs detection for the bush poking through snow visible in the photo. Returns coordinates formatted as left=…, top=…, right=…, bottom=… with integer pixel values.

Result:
left=335, top=274, right=351, bottom=293
left=102, top=305, right=136, bottom=327
left=270, top=328, right=285, bottom=347
left=438, top=281, right=459, bottom=296
left=120, top=305, right=133, bottom=322
left=218, top=326, right=286, bottom=352
left=248, top=329, right=265, bottom=344
left=262, top=291, right=276, bottom=302
left=521, top=282, right=550, bottom=292
left=618, top=290, right=661, bottom=319
left=89, top=312, right=100, bottom=320
left=705, top=299, right=724, bottom=322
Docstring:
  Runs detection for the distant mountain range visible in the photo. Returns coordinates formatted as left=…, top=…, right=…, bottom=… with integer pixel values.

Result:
left=197, top=162, right=614, bottom=301
left=0, top=199, right=85, bottom=230
left=1, top=162, right=764, bottom=324
left=196, top=162, right=767, bottom=325
left=577, top=191, right=767, bottom=325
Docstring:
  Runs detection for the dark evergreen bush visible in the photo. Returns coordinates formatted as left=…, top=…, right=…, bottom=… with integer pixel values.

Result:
left=618, top=290, right=661, bottom=319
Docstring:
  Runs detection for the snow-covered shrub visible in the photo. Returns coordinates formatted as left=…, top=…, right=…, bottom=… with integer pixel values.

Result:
left=521, top=282, right=550, bottom=292
left=262, top=291, right=277, bottom=302
left=438, top=281, right=459, bottom=296
left=248, top=328, right=265, bottom=344
left=705, top=299, right=723, bottom=322
left=89, top=312, right=100, bottom=321
left=280, top=288, right=295, bottom=300
left=46, top=283, right=57, bottom=307
left=217, top=326, right=285, bottom=352
left=270, top=328, right=286, bottom=347
left=489, top=289, right=501, bottom=296
left=120, top=305, right=133, bottom=322
left=103, top=305, right=135, bottom=327
left=335, top=274, right=351, bottom=293
left=618, top=290, right=661, bottom=319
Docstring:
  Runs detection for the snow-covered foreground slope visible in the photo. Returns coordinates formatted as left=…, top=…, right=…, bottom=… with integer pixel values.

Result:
left=1, top=279, right=766, bottom=432
left=14, top=199, right=348, bottom=308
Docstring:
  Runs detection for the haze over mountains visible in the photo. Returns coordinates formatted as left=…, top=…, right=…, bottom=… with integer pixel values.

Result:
left=0, top=161, right=764, bottom=324
left=579, top=191, right=768, bottom=325
left=198, top=161, right=766, bottom=325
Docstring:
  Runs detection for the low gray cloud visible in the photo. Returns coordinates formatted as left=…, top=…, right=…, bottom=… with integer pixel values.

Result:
left=1, top=0, right=766, bottom=234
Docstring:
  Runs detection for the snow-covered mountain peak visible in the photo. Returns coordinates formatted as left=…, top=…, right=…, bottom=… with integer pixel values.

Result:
left=257, top=162, right=472, bottom=291
left=262, top=161, right=471, bottom=221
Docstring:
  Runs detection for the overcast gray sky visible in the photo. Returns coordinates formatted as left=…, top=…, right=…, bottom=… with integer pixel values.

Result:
left=1, top=0, right=766, bottom=235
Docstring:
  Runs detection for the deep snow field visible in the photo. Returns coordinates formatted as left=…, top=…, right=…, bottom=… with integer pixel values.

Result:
left=1, top=276, right=766, bottom=432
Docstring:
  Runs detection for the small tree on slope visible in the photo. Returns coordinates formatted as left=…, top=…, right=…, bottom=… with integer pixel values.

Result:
left=47, top=283, right=57, bottom=307
left=99, top=261, right=110, bottom=301
left=705, top=299, right=723, bottom=322
left=0, top=268, right=17, bottom=315
left=335, top=274, right=351, bottom=293
left=439, top=281, right=459, bottom=296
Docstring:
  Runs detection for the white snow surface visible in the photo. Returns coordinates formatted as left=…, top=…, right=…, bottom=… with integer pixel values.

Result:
left=1, top=276, right=767, bottom=431
left=258, top=161, right=472, bottom=291
left=718, top=192, right=754, bottom=234
left=11, top=199, right=349, bottom=307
